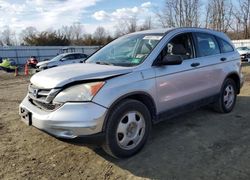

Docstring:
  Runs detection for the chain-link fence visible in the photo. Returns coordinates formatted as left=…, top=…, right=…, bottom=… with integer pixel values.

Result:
left=0, top=46, right=100, bottom=65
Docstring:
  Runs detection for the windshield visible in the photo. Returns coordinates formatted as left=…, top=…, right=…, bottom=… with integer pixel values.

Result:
left=86, top=33, right=163, bottom=67
left=50, top=54, right=64, bottom=62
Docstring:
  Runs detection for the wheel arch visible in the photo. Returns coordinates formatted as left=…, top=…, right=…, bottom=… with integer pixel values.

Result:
left=226, top=72, right=241, bottom=94
left=102, top=91, right=157, bottom=131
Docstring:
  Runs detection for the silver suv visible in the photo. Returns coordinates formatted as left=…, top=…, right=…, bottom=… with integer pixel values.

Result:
left=19, top=28, right=244, bottom=158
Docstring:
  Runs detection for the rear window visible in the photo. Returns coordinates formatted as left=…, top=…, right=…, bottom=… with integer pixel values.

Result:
left=195, top=33, right=220, bottom=57
left=218, top=38, right=234, bottom=53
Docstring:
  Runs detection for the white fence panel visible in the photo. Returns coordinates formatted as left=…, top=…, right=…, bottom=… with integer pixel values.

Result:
left=232, top=39, right=250, bottom=48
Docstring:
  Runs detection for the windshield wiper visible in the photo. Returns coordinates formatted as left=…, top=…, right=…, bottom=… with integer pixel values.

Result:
left=95, top=61, right=114, bottom=65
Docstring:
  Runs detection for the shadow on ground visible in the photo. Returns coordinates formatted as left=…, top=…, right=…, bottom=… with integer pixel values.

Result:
left=91, top=96, right=250, bottom=180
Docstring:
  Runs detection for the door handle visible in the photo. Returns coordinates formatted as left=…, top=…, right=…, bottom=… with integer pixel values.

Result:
left=220, top=57, right=227, bottom=61
left=191, top=62, right=200, bottom=67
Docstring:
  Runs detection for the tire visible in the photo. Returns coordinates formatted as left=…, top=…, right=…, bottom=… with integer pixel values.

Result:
left=213, top=78, right=237, bottom=113
left=102, top=99, right=151, bottom=158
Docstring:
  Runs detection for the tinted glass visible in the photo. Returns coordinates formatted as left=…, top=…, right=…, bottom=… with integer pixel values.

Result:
left=74, top=54, right=85, bottom=59
left=79, top=54, right=87, bottom=58
left=196, top=33, right=220, bottom=57
left=63, top=54, right=75, bottom=60
left=218, top=38, right=234, bottom=53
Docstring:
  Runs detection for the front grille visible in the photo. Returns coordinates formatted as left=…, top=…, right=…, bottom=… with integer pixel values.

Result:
left=28, top=84, right=61, bottom=111
left=241, top=53, right=250, bottom=59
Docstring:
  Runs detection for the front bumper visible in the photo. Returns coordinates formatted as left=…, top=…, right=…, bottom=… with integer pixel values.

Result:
left=19, top=96, right=108, bottom=139
left=240, top=54, right=250, bottom=62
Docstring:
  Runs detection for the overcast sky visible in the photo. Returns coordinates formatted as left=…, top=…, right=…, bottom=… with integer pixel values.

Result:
left=0, top=0, right=164, bottom=34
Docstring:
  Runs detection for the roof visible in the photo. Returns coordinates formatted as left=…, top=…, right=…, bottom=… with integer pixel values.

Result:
left=62, top=52, right=86, bottom=55
left=129, top=27, right=230, bottom=41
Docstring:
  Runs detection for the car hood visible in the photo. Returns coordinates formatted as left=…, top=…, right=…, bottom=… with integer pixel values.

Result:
left=37, top=60, right=50, bottom=67
left=31, top=63, right=133, bottom=89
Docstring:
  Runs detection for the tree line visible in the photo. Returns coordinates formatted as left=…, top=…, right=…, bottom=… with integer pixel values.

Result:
left=157, top=0, right=250, bottom=39
left=1, top=0, right=250, bottom=46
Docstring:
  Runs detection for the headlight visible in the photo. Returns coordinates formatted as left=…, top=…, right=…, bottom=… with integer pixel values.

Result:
left=53, top=82, right=105, bottom=103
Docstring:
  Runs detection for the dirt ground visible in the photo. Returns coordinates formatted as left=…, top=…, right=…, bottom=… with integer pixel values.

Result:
left=0, top=64, right=250, bottom=180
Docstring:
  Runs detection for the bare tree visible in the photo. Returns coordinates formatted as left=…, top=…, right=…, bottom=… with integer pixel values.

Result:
left=114, top=15, right=138, bottom=37
left=20, top=26, right=37, bottom=38
left=20, top=26, right=38, bottom=44
left=72, top=22, right=84, bottom=41
left=157, top=0, right=200, bottom=27
left=93, top=26, right=109, bottom=45
left=1, top=26, right=15, bottom=46
left=61, top=25, right=74, bottom=41
left=94, top=26, right=107, bottom=40
left=233, top=0, right=250, bottom=38
left=205, top=0, right=233, bottom=33
left=140, top=16, right=153, bottom=30
left=125, top=16, right=138, bottom=33
left=114, top=20, right=127, bottom=37
left=61, top=23, right=84, bottom=44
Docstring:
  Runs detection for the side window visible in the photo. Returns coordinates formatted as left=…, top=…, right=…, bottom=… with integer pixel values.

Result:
left=195, top=33, right=220, bottom=57
left=161, top=33, right=194, bottom=60
left=63, top=54, right=75, bottom=61
left=80, top=54, right=87, bottom=58
left=218, top=38, right=234, bottom=53
left=74, top=54, right=82, bottom=59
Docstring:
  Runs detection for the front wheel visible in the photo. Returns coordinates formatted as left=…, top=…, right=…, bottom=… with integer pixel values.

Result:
left=213, top=78, right=237, bottom=113
left=102, top=99, right=151, bottom=158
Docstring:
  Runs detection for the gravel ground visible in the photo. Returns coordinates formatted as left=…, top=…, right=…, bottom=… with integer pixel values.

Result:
left=0, top=64, right=250, bottom=180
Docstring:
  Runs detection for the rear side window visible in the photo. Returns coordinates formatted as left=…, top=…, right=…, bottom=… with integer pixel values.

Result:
left=80, top=54, right=87, bottom=58
left=63, top=54, right=75, bottom=60
left=217, top=38, right=234, bottom=53
left=195, top=33, right=220, bottom=57
left=74, top=54, right=82, bottom=59
left=74, top=54, right=87, bottom=59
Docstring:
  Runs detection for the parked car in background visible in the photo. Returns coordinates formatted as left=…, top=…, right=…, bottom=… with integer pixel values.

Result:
left=36, top=52, right=88, bottom=71
left=236, top=46, right=250, bottom=62
left=26, top=56, right=38, bottom=68
left=20, top=28, right=244, bottom=158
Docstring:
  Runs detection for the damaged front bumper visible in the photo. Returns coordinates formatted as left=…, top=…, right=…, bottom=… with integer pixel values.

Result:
left=19, top=95, right=108, bottom=139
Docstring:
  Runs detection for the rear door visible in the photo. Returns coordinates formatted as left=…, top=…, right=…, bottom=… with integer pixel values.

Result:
left=193, top=32, right=225, bottom=95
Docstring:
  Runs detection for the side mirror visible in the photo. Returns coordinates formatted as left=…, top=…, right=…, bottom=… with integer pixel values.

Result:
left=159, top=55, right=183, bottom=66
left=61, top=57, right=67, bottom=61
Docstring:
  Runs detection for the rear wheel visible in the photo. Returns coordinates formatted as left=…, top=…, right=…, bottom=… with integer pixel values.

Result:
left=102, top=99, right=151, bottom=158
left=213, top=78, right=237, bottom=113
